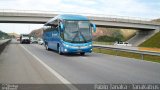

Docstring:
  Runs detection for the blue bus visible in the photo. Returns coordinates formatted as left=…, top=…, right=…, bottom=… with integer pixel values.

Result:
left=43, top=14, right=96, bottom=55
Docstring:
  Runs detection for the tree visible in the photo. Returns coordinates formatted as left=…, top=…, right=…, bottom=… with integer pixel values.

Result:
left=112, top=31, right=124, bottom=42
left=0, top=30, right=10, bottom=39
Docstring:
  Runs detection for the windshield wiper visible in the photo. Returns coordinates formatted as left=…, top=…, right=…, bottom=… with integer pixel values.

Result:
left=71, top=31, right=79, bottom=43
left=79, top=31, right=87, bottom=43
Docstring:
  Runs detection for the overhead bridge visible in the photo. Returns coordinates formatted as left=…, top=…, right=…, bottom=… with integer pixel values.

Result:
left=0, top=9, right=160, bottom=46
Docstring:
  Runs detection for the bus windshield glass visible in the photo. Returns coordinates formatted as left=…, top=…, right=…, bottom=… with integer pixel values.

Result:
left=22, top=35, right=29, bottom=39
left=63, top=20, right=92, bottom=43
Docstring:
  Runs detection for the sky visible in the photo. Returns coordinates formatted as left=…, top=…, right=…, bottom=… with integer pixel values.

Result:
left=0, top=0, right=160, bottom=34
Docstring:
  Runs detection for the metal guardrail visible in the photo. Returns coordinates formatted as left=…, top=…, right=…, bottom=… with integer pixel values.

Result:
left=93, top=45, right=160, bottom=60
left=0, top=39, right=11, bottom=54
left=0, top=39, right=10, bottom=44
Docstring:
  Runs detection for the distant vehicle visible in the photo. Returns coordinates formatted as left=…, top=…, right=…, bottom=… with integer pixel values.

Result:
left=43, top=14, right=96, bottom=55
left=30, top=37, right=38, bottom=44
left=114, top=42, right=132, bottom=46
left=20, top=34, right=30, bottom=44
left=38, top=38, right=44, bottom=45
left=16, top=37, right=20, bottom=41
left=30, top=39, right=38, bottom=44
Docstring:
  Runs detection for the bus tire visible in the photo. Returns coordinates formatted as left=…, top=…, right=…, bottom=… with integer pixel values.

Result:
left=80, top=52, right=85, bottom=56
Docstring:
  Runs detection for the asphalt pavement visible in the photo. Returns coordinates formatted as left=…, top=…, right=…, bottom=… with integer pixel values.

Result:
left=0, top=40, right=160, bottom=89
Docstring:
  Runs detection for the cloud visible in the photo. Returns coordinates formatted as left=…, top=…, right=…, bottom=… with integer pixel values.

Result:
left=96, top=0, right=148, bottom=14
left=63, top=0, right=97, bottom=5
left=90, top=0, right=160, bottom=19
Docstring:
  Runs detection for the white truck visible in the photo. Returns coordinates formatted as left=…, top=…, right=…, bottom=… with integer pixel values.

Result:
left=114, top=42, right=132, bottom=46
left=20, top=34, right=30, bottom=44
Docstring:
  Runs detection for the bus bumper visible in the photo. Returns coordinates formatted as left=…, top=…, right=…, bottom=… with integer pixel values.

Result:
left=62, top=47, right=92, bottom=53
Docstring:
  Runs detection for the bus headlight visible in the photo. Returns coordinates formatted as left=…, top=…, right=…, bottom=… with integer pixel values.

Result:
left=89, top=44, right=92, bottom=47
left=64, top=49, right=67, bottom=52
left=63, top=44, right=69, bottom=47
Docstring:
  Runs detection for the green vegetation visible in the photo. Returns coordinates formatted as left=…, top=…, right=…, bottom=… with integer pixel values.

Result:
left=139, top=32, right=160, bottom=48
left=94, top=31, right=124, bottom=42
left=95, top=35, right=122, bottom=42
left=93, top=41, right=114, bottom=45
left=93, top=28, right=137, bottom=45
left=123, top=32, right=136, bottom=41
left=0, top=30, right=10, bottom=39
left=93, top=48, right=160, bottom=63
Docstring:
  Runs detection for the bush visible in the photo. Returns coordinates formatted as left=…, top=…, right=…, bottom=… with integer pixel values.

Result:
left=0, top=30, right=10, bottom=39
left=95, top=35, right=124, bottom=42
left=94, top=30, right=125, bottom=42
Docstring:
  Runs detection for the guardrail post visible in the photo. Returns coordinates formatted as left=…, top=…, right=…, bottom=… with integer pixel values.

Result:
left=141, top=54, right=144, bottom=60
left=99, top=48, right=101, bottom=53
left=116, top=50, right=118, bottom=56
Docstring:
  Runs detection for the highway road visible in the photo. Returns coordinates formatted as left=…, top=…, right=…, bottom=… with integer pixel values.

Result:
left=0, top=40, right=160, bottom=89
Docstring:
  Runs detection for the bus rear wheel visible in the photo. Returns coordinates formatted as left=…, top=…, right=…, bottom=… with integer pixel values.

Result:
left=80, top=52, right=85, bottom=56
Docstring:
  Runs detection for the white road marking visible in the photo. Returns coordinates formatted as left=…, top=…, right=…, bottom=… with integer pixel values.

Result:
left=20, top=44, right=78, bottom=90
left=81, top=57, right=87, bottom=59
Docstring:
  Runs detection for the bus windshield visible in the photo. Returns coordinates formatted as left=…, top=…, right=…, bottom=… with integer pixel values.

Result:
left=63, top=20, right=92, bottom=43
left=21, top=35, right=29, bottom=39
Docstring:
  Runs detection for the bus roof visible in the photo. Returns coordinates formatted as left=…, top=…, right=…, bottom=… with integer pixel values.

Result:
left=57, top=14, right=88, bottom=20
left=45, top=14, right=89, bottom=25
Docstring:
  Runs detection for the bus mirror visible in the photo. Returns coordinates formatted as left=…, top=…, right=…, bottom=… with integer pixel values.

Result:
left=91, top=23, right=96, bottom=32
left=60, top=22, right=64, bottom=32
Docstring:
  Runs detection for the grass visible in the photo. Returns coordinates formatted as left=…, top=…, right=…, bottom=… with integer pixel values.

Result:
left=139, top=32, right=160, bottom=48
left=93, top=41, right=114, bottom=45
left=93, top=48, right=160, bottom=63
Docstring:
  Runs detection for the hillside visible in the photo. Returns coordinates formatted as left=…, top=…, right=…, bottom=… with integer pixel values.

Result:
left=93, top=27, right=136, bottom=42
left=152, top=18, right=160, bottom=22
left=0, top=31, right=10, bottom=39
left=8, top=33, right=19, bottom=38
left=139, top=32, right=160, bottom=48
left=139, top=18, right=160, bottom=48
left=30, top=28, right=43, bottom=38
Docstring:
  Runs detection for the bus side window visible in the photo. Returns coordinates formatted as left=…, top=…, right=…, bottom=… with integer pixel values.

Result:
left=59, top=20, right=64, bottom=39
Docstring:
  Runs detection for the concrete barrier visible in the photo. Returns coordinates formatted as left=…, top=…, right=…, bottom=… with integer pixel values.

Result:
left=0, top=39, right=11, bottom=54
